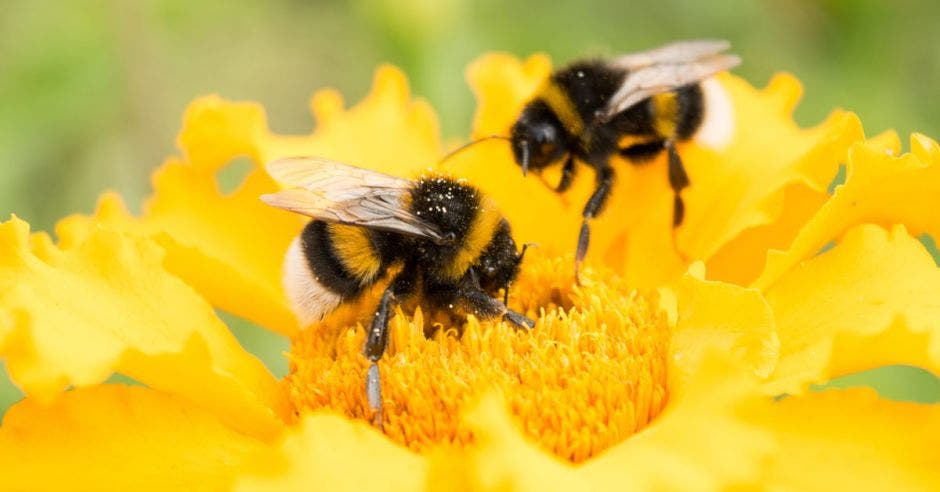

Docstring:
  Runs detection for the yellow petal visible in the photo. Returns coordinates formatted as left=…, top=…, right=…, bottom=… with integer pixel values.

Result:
left=705, top=183, right=828, bottom=285
left=428, top=356, right=775, bottom=492
left=678, top=76, right=861, bottom=260
left=234, top=413, right=427, bottom=492
left=285, top=251, right=673, bottom=462
left=764, top=224, right=940, bottom=394
left=755, top=133, right=940, bottom=290
left=265, top=65, right=443, bottom=174
left=58, top=66, right=443, bottom=337
left=581, top=355, right=775, bottom=491
left=451, top=54, right=863, bottom=288
left=671, top=263, right=779, bottom=394
left=58, top=192, right=299, bottom=338
left=57, top=162, right=302, bottom=337
left=428, top=393, right=585, bottom=492
left=0, top=385, right=266, bottom=492
left=0, top=216, right=285, bottom=439
left=747, top=388, right=940, bottom=491
left=866, top=128, right=903, bottom=155
left=176, top=95, right=269, bottom=172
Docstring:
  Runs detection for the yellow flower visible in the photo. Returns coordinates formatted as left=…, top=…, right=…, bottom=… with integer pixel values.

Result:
left=1, top=54, right=939, bottom=491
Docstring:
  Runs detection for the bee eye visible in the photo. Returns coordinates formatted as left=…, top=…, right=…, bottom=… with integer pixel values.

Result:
left=533, top=123, right=557, bottom=145
left=540, top=142, right=557, bottom=157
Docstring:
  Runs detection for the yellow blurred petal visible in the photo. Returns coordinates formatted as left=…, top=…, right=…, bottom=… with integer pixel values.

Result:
left=671, top=263, right=779, bottom=394
left=234, top=413, right=427, bottom=492
left=177, top=95, right=269, bottom=172
left=705, top=183, right=828, bottom=285
left=0, top=385, right=267, bottom=492
left=240, top=358, right=936, bottom=492
left=58, top=66, right=444, bottom=336
left=0, top=216, right=285, bottom=439
left=271, top=64, right=443, bottom=174
left=429, top=393, right=586, bottom=492
left=828, top=317, right=939, bottom=383
left=147, top=159, right=302, bottom=335
left=58, top=192, right=297, bottom=338
left=428, top=356, right=775, bottom=492
left=581, top=355, right=775, bottom=491
left=454, top=55, right=863, bottom=288
left=623, top=74, right=860, bottom=286
left=747, top=388, right=940, bottom=491
left=755, top=133, right=940, bottom=290
left=867, top=128, right=902, bottom=154
left=764, top=224, right=940, bottom=393
left=57, top=159, right=302, bottom=337
left=680, top=76, right=860, bottom=248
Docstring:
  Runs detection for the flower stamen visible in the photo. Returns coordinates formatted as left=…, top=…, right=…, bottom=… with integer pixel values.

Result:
left=284, top=253, right=671, bottom=462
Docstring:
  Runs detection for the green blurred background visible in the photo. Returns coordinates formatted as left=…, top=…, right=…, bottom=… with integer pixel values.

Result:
left=2, top=0, right=939, bottom=414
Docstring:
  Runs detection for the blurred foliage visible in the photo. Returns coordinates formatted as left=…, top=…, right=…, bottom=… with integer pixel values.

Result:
left=2, top=0, right=939, bottom=413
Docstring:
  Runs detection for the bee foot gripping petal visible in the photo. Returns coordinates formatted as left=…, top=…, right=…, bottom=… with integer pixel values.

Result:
left=366, top=363, right=383, bottom=429
left=672, top=227, right=690, bottom=262
left=504, top=309, right=535, bottom=329
left=574, top=220, right=591, bottom=284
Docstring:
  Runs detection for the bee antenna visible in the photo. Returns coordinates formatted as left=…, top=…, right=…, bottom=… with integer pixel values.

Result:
left=520, top=242, right=538, bottom=261
left=436, top=134, right=510, bottom=168
left=520, top=140, right=530, bottom=177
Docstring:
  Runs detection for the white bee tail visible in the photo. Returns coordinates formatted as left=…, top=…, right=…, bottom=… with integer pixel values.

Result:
left=283, top=237, right=343, bottom=327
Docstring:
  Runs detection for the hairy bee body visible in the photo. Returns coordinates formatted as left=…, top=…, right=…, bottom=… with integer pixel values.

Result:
left=264, top=157, right=533, bottom=426
left=283, top=174, right=518, bottom=325
left=508, top=40, right=739, bottom=278
left=526, top=60, right=705, bottom=166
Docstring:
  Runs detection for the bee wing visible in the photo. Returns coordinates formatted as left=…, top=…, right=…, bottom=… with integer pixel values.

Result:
left=610, top=39, right=732, bottom=69
left=601, top=41, right=740, bottom=120
left=261, top=157, right=448, bottom=242
left=266, top=156, right=414, bottom=199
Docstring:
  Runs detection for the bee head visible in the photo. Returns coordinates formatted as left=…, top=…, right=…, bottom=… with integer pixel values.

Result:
left=476, top=221, right=524, bottom=298
left=510, top=106, right=567, bottom=176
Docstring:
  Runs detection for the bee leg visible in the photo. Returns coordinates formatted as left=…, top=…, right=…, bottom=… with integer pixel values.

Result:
left=460, top=286, right=535, bottom=329
left=619, top=139, right=667, bottom=163
left=555, top=154, right=577, bottom=193
left=665, top=141, right=690, bottom=225
left=363, top=287, right=394, bottom=429
left=429, top=276, right=536, bottom=329
left=362, top=269, right=417, bottom=429
left=575, top=222, right=590, bottom=284
left=576, top=165, right=615, bottom=284
left=665, top=141, right=690, bottom=260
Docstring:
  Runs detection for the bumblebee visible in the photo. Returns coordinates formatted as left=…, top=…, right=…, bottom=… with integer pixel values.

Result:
left=261, top=157, right=534, bottom=426
left=509, top=39, right=740, bottom=278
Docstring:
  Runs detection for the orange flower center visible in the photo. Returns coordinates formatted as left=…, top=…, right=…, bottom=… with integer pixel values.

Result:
left=284, top=252, right=671, bottom=462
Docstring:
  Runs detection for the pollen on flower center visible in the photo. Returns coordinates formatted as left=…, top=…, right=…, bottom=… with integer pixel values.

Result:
left=283, top=252, right=671, bottom=462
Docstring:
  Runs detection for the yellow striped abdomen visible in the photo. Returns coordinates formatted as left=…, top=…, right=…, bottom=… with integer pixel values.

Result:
left=327, top=223, right=382, bottom=283
left=651, top=92, right=679, bottom=139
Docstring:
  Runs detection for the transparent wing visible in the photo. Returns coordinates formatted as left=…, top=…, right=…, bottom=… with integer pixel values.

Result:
left=601, top=40, right=740, bottom=120
left=261, top=157, right=448, bottom=242
left=609, top=39, right=732, bottom=69
left=266, top=156, right=414, bottom=202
